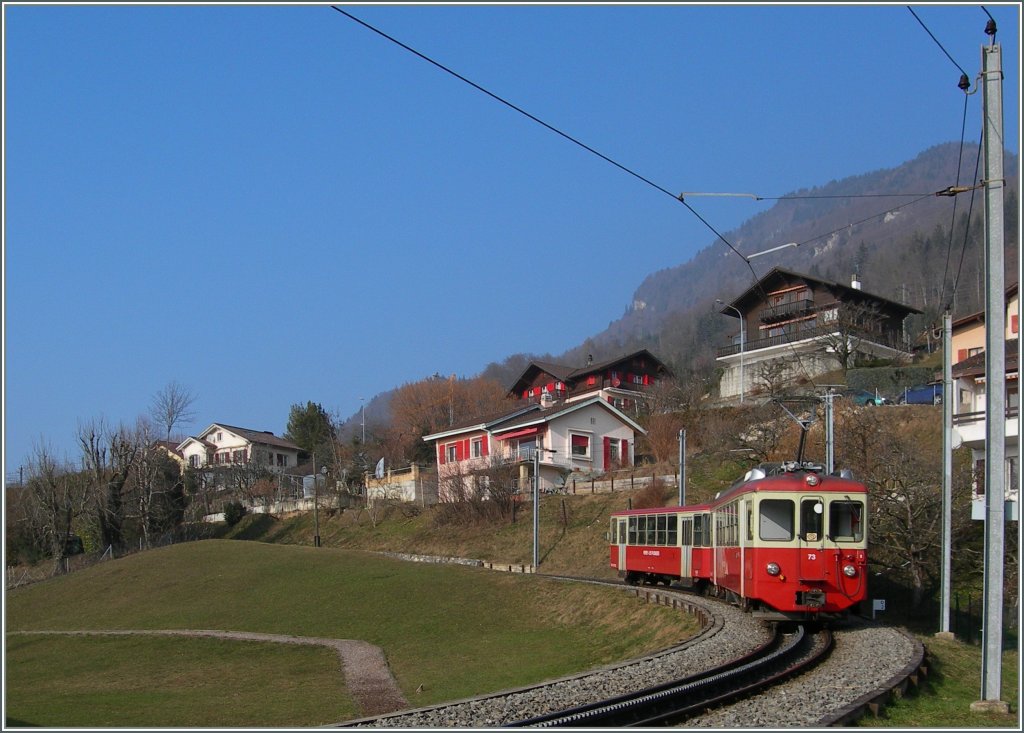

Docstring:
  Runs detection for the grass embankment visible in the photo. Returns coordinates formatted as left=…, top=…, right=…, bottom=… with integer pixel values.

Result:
left=859, top=635, right=1019, bottom=728
left=224, top=487, right=1020, bottom=727
left=5, top=538, right=698, bottom=727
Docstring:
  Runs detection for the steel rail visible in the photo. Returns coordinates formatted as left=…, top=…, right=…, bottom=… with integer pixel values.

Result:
left=510, top=626, right=832, bottom=727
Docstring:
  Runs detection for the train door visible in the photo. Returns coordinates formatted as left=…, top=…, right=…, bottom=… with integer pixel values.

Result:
left=616, top=517, right=627, bottom=570
left=798, top=496, right=826, bottom=580
left=679, top=515, right=691, bottom=579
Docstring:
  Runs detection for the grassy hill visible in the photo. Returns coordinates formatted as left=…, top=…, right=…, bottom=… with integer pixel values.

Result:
left=5, top=537, right=698, bottom=727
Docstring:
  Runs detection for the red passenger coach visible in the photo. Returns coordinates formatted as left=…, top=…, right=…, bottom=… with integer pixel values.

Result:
left=610, top=462, right=869, bottom=620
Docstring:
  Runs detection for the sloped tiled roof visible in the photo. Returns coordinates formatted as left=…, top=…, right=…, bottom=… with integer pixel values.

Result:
left=191, top=423, right=301, bottom=451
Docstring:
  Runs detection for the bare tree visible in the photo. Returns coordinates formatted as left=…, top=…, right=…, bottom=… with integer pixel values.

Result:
left=813, top=302, right=886, bottom=375
left=22, top=443, right=92, bottom=573
left=78, top=419, right=139, bottom=549
left=150, top=381, right=198, bottom=442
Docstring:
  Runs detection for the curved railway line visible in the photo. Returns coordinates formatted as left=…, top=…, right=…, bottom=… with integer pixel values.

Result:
left=341, top=577, right=927, bottom=728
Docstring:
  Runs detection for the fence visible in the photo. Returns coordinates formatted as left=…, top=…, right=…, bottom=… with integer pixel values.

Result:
left=561, top=469, right=679, bottom=495
left=951, top=592, right=1019, bottom=648
left=4, top=524, right=219, bottom=591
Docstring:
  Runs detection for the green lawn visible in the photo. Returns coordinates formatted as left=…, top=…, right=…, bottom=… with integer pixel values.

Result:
left=5, top=539, right=698, bottom=727
left=5, top=634, right=353, bottom=727
left=860, top=635, right=1019, bottom=728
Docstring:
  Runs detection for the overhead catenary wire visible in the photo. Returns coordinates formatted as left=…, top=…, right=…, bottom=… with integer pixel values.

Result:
left=907, top=6, right=970, bottom=78
left=333, top=6, right=970, bottom=395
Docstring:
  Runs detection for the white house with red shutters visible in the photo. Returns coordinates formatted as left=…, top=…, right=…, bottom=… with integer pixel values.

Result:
left=423, top=396, right=646, bottom=502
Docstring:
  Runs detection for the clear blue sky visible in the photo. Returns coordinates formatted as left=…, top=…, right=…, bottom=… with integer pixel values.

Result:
left=4, top=2, right=1020, bottom=474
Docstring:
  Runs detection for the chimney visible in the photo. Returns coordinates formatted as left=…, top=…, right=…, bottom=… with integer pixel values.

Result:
left=851, top=273, right=862, bottom=291
left=587, top=354, right=593, bottom=366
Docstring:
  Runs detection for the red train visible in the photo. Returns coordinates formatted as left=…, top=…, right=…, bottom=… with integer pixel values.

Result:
left=609, top=461, right=868, bottom=620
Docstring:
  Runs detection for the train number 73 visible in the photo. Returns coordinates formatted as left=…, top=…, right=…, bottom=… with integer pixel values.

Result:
left=806, top=553, right=817, bottom=561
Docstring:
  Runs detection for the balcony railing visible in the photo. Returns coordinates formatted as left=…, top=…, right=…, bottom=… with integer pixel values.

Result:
left=716, top=323, right=906, bottom=358
left=952, top=406, right=1020, bottom=426
left=759, top=299, right=814, bottom=323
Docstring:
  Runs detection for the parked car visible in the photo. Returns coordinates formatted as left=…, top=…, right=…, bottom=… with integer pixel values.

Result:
left=896, top=384, right=943, bottom=405
left=843, top=389, right=889, bottom=406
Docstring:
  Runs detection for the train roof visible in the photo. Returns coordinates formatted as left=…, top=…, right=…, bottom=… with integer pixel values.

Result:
left=610, top=463, right=866, bottom=517
left=611, top=503, right=712, bottom=516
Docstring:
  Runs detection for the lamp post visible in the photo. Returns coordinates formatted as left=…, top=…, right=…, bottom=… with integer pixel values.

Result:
left=532, top=445, right=557, bottom=570
left=716, top=299, right=745, bottom=403
left=360, top=398, right=366, bottom=445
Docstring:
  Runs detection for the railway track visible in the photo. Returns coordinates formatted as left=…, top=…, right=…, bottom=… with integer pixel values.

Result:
left=508, top=625, right=830, bottom=727
left=340, top=576, right=925, bottom=728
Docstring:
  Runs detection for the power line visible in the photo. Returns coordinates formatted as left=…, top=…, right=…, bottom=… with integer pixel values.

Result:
left=329, top=7, right=756, bottom=272
left=907, top=6, right=970, bottom=78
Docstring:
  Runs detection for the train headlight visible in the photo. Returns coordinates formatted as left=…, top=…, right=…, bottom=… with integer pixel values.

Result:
left=842, top=564, right=858, bottom=578
left=805, top=473, right=820, bottom=487
left=766, top=562, right=781, bottom=576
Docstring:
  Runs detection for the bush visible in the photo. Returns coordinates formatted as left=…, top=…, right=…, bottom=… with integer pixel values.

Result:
left=223, top=501, right=247, bottom=527
left=632, top=478, right=672, bottom=509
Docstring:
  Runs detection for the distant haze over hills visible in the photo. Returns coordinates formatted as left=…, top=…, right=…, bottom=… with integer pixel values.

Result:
left=347, top=142, right=1019, bottom=433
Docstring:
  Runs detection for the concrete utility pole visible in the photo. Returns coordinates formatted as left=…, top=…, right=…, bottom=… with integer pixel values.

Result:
left=972, top=35, right=1008, bottom=714
left=678, top=429, right=686, bottom=505
left=824, top=389, right=835, bottom=475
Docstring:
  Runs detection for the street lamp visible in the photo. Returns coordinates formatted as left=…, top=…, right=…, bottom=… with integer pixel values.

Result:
left=716, top=299, right=745, bottom=403
left=532, top=445, right=557, bottom=570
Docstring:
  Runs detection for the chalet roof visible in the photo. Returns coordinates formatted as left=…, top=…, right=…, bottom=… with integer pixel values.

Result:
left=423, top=396, right=646, bottom=443
left=952, top=339, right=1019, bottom=379
left=154, top=440, right=184, bottom=458
left=422, top=403, right=541, bottom=442
left=190, top=423, right=301, bottom=451
left=488, top=396, right=647, bottom=436
left=720, top=267, right=922, bottom=317
left=506, top=349, right=671, bottom=395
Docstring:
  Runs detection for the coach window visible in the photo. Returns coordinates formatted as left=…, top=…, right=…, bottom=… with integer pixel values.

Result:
left=628, top=516, right=638, bottom=544
left=680, top=518, right=692, bottom=546
left=646, top=516, right=657, bottom=545
left=667, top=515, right=678, bottom=546
left=759, top=499, right=795, bottom=541
left=638, top=515, right=649, bottom=545
left=656, top=514, right=667, bottom=545
left=829, top=501, right=864, bottom=542
left=800, top=498, right=824, bottom=541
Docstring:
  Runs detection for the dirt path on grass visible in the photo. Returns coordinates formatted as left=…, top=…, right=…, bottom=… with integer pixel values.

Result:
left=8, top=629, right=408, bottom=718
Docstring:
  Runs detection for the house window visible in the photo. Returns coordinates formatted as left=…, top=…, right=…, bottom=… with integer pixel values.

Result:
left=215, top=432, right=222, bottom=442
left=189, top=455, right=200, bottom=468
left=447, top=444, right=458, bottom=463
left=233, top=449, right=246, bottom=464
left=609, top=440, right=620, bottom=464
left=570, top=433, right=591, bottom=458
left=277, top=453, right=286, bottom=467
left=471, top=438, right=483, bottom=459
left=632, top=374, right=644, bottom=385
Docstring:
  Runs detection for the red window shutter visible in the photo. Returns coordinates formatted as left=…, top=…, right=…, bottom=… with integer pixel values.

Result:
left=643, top=374, right=650, bottom=386
left=622, top=439, right=630, bottom=466
left=603, top=437, right=611, bottom=469
left=587, top=375, right=596, bottom=386
left=607, top=396, right=614, bottom=404
left=463, top=439, right=471, bottom=458
left=1013, top=315, right=1019, bottom=334
left=455, top=441, right=463, bottom=462
left=482, top=435, right=489, bottom=457
left=523, top=390, right=529, bottom=399
left=438, top=444, right=445, bottom=465
left=957, top=349, right=968, bottom=362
